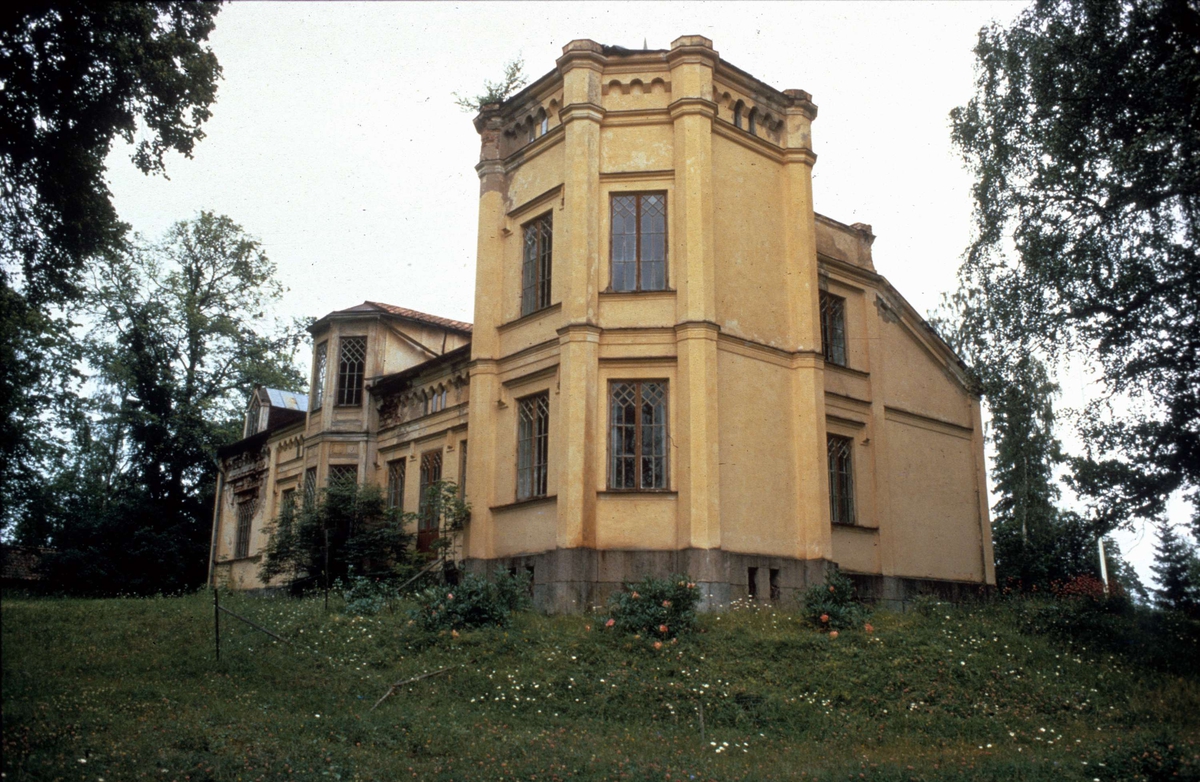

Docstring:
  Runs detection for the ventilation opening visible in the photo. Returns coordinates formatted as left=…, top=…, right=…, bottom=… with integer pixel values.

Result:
left=748, top=566, right=758, bottom=600
left=769, top=568, right=780, bottom=602
left=525, top=564, right=536, bottom=598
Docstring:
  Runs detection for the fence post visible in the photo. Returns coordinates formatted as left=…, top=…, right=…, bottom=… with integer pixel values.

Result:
left=213, top=587, right=221, bottom=661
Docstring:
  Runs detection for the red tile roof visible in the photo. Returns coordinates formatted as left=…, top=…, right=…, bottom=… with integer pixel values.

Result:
left=326, top=301, right=473, bottom=333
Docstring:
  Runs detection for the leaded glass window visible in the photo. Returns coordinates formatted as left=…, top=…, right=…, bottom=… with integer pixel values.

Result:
left=827, top=433, right=855, bottom=525
left=328, top=464, right=358, bottom=488
left=336, top=336, right=366, bottom=406
left=517, top=393, right=550, bottom=500
left=386, top=459, right=406, bottom=511
left=820, top=292, right=847, bottom=367
left=311, top=342, right=327, bottom=410
left=303, top=467, right=317, bottom=507
left=521, top=213, right=553, bottom=315
left=609, top=380, right=668, bottom=490
left=234, top=497, right=255, bottom=559
left=418, top=450, right=443, bottom=552
left=610, top=193, right=667, bottom=292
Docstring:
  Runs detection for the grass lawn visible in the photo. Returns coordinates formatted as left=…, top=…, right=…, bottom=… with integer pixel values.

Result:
left=2, top=589, right=1198, bottom=781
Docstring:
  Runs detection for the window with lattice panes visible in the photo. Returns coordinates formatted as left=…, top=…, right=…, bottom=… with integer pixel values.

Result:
left=517, top=393, right=549, bottom=500
left=303, top=467, right=317, bottom=506
left=418, top=450, right=443, bottom=552
left=609, top=380, right=668, bottom=490
left=521, top=212, right=553, bottom=316
left=827, top=433, right=855, bottom=525
left=336, top=336, right=366, bottom=406
left=386, top=459, right=406, bottom=511
left=328, top=464, right=358, bottom=488
left=610, top=193, right=667, bottom=292
left=311, top=342, right=327, bottom=410
left=820, top=292, right=847, bottom=367
left=234, top=496, right=255, bottom=559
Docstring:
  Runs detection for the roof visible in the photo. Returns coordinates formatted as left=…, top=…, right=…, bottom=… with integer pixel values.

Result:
left=370, top=344, right=473, bottom=396
left=263, top=388, right=308, bottom=410
left=310, top=301, right=472, bottom=334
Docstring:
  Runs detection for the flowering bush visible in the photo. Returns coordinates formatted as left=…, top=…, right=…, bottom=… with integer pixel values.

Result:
left=409, top=568, right=531, bottom=632
left=1051, top=574, right=1108, bottom=601
left=605, top=574, right=701, bottom=640
left=801, top=568, right=870, bottom=630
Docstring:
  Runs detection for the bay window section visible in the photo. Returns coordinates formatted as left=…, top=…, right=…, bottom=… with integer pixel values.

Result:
left=609, top=380, right=668, bottom=490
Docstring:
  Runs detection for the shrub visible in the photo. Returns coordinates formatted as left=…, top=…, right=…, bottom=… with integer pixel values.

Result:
left=340, top=571, right=399, bottom=616
left=801, top=568, right=870, bottom=630
left=605, top=574, right=701, bottom=640
left=410, top=568, right=530, bottom=632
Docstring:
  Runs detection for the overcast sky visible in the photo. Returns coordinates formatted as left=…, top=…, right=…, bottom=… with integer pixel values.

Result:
left=104, top=1, right=1181, bottom=587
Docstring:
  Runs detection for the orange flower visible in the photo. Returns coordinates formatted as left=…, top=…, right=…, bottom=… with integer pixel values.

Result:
left=653, top=641, right=663, bottom=650
left=829, top=586, right=836, bottom=593
left=451, top=629, right=460, bottom=638
left=820, top=613, right=829, bottom=623
left=447, top=593, right=455, bottom=600
left=662, top=600, right=672, bottom=608
left=829, top=630, right=839, bottom=639
left=659, top=624, right=668, bottom=634
left=864, top=623, right=874, bottom=634
left=605, top=618, right=615, bottom=628
left=631, top=591, right=640, bottom=599
left=585, top=624, right=592, bottom=631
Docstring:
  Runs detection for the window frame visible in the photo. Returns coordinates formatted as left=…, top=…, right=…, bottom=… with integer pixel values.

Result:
left=609, top=191, right=668, bottom=293
left=311, top=341, right=327, bottom=411
left=386, top=458, right=406, bottom=511
left=335, top=336, right=367, bottom=407
left=328, top=464, right=358, bottom=488
left=303, top=467, right=317, bottom=507
left=521, top=211, right=554, bottom=316
left=827, top=432, right=856, bottom=525
left=820, top=291, right=848, bottom=367
left=418, top=449, right=443, bottom=552
left=234, top=496, right=255, bottom=559
left=607, top=379, right=670, bottom=492
left=516, top=391, right=550, bottom=501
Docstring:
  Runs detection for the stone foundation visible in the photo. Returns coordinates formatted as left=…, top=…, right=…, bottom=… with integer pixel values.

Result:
left=464, top=548, right=989, bottom=613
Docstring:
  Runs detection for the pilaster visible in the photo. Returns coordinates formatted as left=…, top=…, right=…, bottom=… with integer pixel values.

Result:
left=667, top=37, right=722, bottom=551
left=464, top=359, right=500, bottom=559
left=555, top=323, right=601, bottom=549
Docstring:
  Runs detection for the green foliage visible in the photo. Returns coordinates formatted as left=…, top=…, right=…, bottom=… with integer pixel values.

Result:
left=1, top=2, right=223, bottom=303
left=0, top=1, right=222, bottom=536
left=605, top=574, right=701, bottom=640
left=28, top=213, right=307, bottom=595
left=949, top=0, right=1200, bottom=535
left=410, top=568, right=531, bottom=631
left=5, top=593, right=1197, bottom=780
left=339, top=572, right=401, bottom=616
left=261, top=481, right=416, bottom=591
left=453, top=58, right=527, bottom=112
left=1150, top=522, right=1200, bottom=616
left=801, top=569, right=870, bottom=630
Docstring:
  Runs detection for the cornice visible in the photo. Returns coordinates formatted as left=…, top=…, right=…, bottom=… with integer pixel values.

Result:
left=668, top=97, right=717, bottom=120
left=558, top=102, right=607, bottom=125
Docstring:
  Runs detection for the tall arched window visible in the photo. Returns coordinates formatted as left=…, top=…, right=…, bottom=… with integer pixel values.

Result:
left=733, top=100, right=744, bottom=129
left=748, top=107, right=757, bottom=136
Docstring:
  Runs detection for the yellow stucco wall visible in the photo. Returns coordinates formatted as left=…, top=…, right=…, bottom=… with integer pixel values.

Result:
left=212, top=36, right=994, bottom=595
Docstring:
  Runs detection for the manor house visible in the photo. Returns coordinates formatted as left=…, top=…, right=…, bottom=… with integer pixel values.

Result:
left=208, top=37, right=995, bottom=609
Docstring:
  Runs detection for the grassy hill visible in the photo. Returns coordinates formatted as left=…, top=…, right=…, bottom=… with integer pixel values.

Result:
left=2, top=590, right=1198, bottom=781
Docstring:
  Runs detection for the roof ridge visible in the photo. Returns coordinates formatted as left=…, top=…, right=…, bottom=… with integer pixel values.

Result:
left=362, top=300, right=473, bottom=332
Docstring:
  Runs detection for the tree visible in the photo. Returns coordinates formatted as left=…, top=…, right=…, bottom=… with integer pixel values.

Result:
left=950, top=0, right=1200, bottom=536
left=0, top=1, right=223, bottom=534
left=454, top=58, right=526, bottom=112
left=31, top=213, right=306, bottom=594
left=260, top=481, right=418, bottom=592
left=1150, top=522, right=1199, bottom=615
